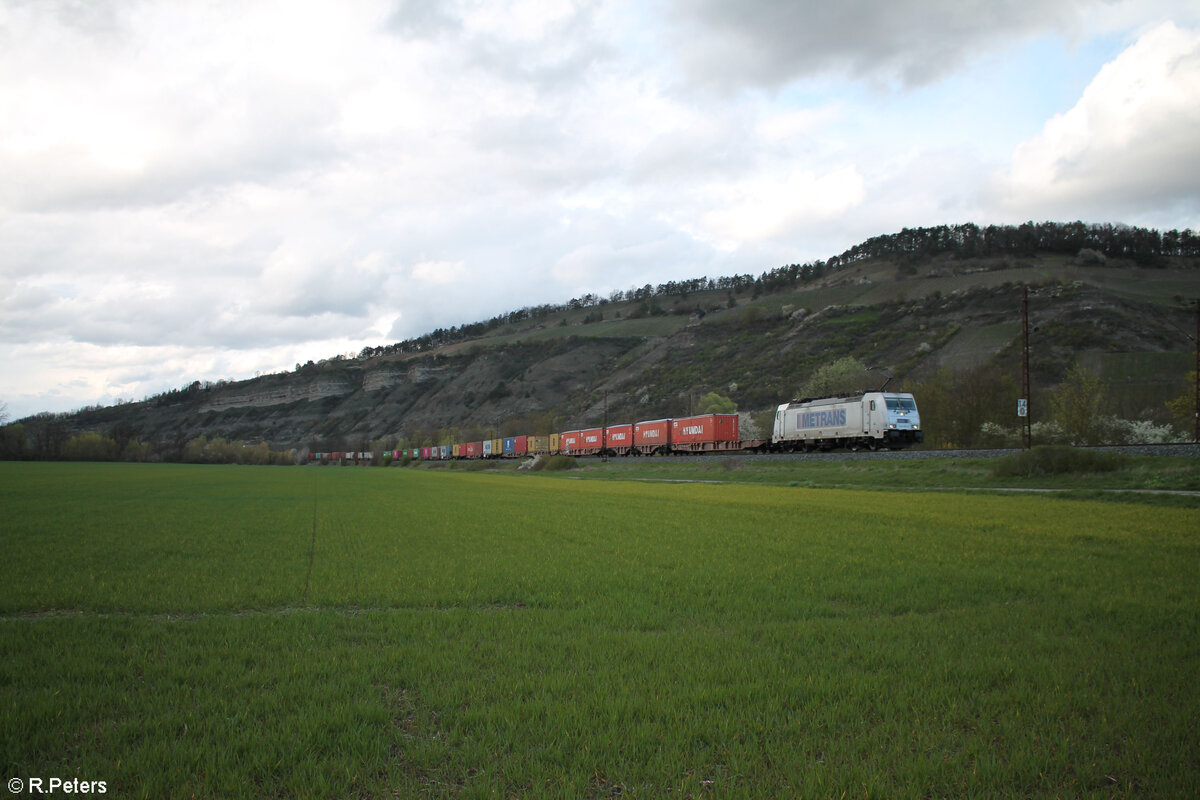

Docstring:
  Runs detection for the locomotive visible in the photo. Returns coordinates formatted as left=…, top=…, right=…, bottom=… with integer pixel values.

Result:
left=772, top=392, right=922, bottom=451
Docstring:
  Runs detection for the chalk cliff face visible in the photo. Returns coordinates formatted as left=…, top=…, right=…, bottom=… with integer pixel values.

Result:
left=200, top=374, right=359, bottom=412
left=55, top=257, right=1198, bottom=452
left=67, top=336, right=650, bottom=450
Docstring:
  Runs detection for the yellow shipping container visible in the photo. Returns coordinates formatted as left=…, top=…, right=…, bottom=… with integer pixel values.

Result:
left=492, top=438, right=503, bottom=457
left=549, top=433, right=561, bottom=454
left=452, top=444, right=461, bottom=458
left=527, top=435, right=549, bottom=454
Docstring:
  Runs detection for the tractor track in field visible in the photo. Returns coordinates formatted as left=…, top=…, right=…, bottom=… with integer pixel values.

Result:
left=0, top=603, right=536, bottom=622
left=620, top=478, right=1200, bottom=496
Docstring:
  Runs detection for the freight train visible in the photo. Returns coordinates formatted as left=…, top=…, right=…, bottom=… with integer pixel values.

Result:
left=309, top=392, right=922, bottom=462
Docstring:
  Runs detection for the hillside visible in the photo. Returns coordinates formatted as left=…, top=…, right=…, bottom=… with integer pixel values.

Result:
left=17, top=223, right=1200, bottom=456
left=45, top=259, right=1194, bottom=454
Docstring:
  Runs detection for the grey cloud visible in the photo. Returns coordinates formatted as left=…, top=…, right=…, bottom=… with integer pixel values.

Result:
left=0, top=264, right=362, bottom=351
left=629, top=120, right=756, bottom=186
left=468, top=114, right=617, bottom=194
left=1, top=105, right=340, bottom=215
left=667, top=0, right=1100, bottom=91
left=465, top=34, right=612, bottom=94
left=265, top=267, right=381, bottom=320
left=386, top=0, right=612, bottom=93
left=12, top=0, right=125, bottom=38
left=60, top=303, right=363, bottom=351
left=385, top=0, right=464, bottom=39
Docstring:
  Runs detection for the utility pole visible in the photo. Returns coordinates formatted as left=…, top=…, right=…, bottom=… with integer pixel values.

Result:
left=1020, top=287, right=1032, bottom=449
left=602, top=391, right=609, bottom=463
left=1195, top=298, right=1199, bottom=443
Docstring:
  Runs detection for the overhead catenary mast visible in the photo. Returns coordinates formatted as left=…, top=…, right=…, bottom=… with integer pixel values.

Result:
left=1021, top=287, right=1032, bottom=450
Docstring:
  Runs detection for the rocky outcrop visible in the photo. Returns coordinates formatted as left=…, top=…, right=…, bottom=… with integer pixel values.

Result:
left=201, top=374, right=356, bottom=411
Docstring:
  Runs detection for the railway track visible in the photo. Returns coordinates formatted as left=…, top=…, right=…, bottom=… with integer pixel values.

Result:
left=587, top=442, right=1200, bottom=464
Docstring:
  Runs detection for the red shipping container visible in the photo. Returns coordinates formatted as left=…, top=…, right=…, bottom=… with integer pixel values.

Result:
left=579, top=427, right=604, bottom=454
left=671, top=414, right=740, bottom=448
left=633, top=419, right=671, bottom=452
left=604, top=423, right=633, bottom=454
left=560, top=430, right=584, bottom=454
left=420, top=447, right=432, bottom=459
left=462, top=441, right=481, bottom=458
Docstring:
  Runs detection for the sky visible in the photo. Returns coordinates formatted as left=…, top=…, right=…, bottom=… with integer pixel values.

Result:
left=2, top=0, right=1199, bottom=420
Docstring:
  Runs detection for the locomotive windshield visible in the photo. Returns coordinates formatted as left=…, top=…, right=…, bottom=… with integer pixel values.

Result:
left=885, top=396, right=917, bottom=411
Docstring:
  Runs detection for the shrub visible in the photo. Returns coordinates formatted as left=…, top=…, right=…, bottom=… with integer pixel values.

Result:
left=1029, top=420, right=1069, bottom=445
left=1099, top=417, right=1184, bottom=445
left=977, top=422, right=1019, bottom=448
left=532, top=455, right=578, bottom=472
left=61, top=432, right=120, bottom=461
left=121, top=440, right=153, bottom=462
left=991, top=445, right=1127, bottom=478
left=698, top=391, right=737, bottom=414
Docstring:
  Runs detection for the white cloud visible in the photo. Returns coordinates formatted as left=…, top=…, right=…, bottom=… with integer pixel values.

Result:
left=756, top=106, right=845, bottom=142
left=412, top=260, right=469, bottom=285
left=992, top=21, right=1200, bottom=222
left=700, top=166, right=867, bottom=246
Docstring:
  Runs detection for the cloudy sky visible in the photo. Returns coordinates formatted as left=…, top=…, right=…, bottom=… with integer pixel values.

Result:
left=2, top=0, right=1199, bottom=419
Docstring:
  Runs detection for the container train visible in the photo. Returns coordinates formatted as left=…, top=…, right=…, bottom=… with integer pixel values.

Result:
left=309, top=392, right=922, bottom=462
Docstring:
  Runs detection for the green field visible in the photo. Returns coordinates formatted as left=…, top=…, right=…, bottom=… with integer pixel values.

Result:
left=2, top=462, right=1198, bottom=798
left=530, top=452, right=1200, bottom=497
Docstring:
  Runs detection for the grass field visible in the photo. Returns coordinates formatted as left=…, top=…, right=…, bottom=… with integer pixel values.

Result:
left=2, top=462, right=1198, bottom=798
left=488, top=451, right=1200, bottom=499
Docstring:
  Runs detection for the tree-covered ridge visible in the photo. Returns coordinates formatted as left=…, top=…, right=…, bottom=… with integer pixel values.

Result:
left=836, top=221, right=1200, bottom=265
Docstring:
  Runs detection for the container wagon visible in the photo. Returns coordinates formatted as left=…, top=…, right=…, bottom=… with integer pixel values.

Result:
left=632, top=419, right=671, bottom=455
left=670, top=413, right=740, bottom=453
left=603, top=423, right=634, bottom=456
